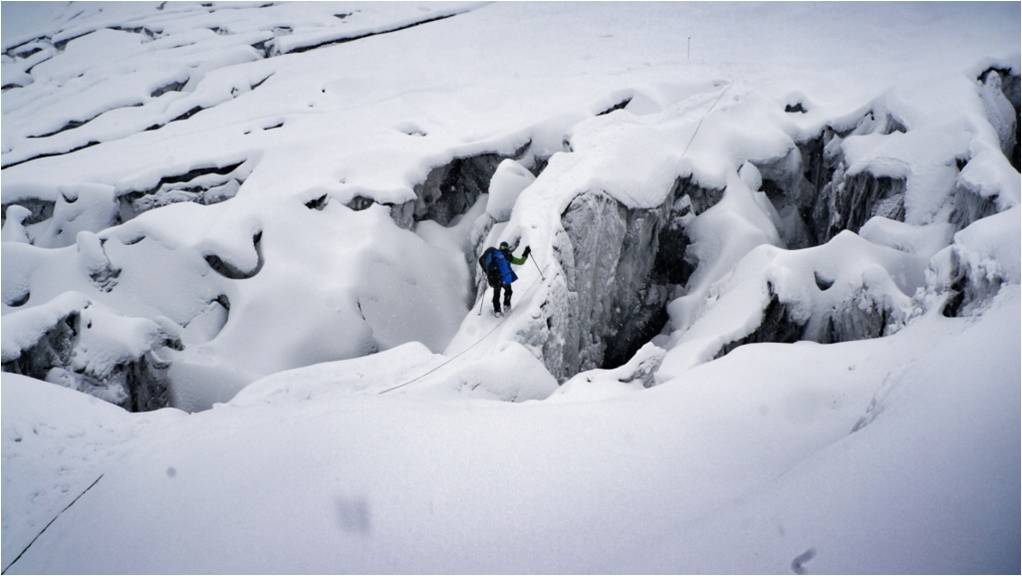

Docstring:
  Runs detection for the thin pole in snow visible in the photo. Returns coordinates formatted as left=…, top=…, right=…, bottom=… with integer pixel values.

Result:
left=530, top=255, right=546, bottom=281
left=687, top=37, right=691, bottom=62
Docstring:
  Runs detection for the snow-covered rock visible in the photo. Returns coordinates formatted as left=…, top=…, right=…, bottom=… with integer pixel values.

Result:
left=658, top=229, right=927, bottom=380
left=2, top=293, right=181, bottom=411
left=924, top=205, right=1021, bottom=318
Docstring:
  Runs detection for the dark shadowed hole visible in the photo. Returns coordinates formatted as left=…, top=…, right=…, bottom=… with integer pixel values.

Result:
left=596, top=96, right=632, bottom=116
left=305, top=194, right=329, bottom=210
left=814, top=271, right=834, bottom=291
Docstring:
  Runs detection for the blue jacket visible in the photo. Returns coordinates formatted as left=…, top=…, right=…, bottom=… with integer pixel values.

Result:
left=479, top=247, right=527, bottom=285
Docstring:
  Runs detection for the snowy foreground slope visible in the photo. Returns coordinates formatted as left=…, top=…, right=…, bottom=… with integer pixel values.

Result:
left=2, top=2, right=1020, bottom=573
left=2, top=289, right=1019, bottom=573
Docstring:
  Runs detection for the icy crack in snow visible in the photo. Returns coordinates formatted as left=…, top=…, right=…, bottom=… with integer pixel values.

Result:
left=755, top=114, right=911, bottom=250
left=1, top=141, right=103, bottom=170
left=26, top=103, right=145, bottom=140
left=596, top=96, right=632, bottom=117
left=204, top=231, right=264, bottom=280
left=304, top=194, right=329, bottom=211
left=277, top=10, right=474, bottom=56
left=141, top=74, right=273, bottom=133
left=115, top=159, right=250, bottom=224
left=148, top=78, right=188, bottom=99
left=2, top=198, right=55, bottom=226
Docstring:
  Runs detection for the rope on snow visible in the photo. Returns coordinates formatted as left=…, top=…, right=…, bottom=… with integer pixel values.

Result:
left=377, top=267, right=549, bottom=395
left=2, top=474, right=105, bottom=574
left=380, top=81, right=732, bottom=396
left=0, top=81, right=735, bottom=573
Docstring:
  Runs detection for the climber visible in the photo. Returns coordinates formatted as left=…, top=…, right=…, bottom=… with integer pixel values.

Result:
left=478, top=241, right=531, bottom=316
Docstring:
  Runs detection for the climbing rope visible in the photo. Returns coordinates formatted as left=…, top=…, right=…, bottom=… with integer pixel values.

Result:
left=682, top=81, right=731, bottom=157
left=377, top=267, right=549, bottom=395
left=0, top=81, right=734, bottom=570
left=379, top=81, right=732, bottom=397
left=2, top=474, right=105, bottom=574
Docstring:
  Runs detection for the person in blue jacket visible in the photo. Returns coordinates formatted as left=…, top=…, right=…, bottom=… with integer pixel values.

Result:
left=478, top=241, right=531, bottom=316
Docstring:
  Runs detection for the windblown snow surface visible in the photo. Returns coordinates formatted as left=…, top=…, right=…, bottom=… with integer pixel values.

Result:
left=2, top=2, right=1020, bottom=573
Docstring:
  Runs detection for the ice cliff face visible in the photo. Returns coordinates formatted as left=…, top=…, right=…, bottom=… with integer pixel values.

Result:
left=758, top=111, right=909, bottom=250
left=512, top=72, right=1020, bottom=383
left=1, top=2, right=1019, bottom=409
left=539, top=177, right=715, bottom=380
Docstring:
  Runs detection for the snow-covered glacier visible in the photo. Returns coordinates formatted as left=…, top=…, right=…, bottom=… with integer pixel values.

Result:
left=2, top=2, right=1019, bottom=573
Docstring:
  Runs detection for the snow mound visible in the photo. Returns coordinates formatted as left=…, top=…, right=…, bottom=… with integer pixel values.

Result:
left=485, top=159, right=535, bottom=222
left=551, top=342, right=666, bottom=403
left=1, top=291, right=90, bottom=362
left=441, top=341, right=557, bottom=402
left=924, top=205, right=1021, bottom=317
left=859, top=216, right=955, bottom=259
left=659, top=230, right=928, bottom=380
left=229, top=342, right=440, bottom=405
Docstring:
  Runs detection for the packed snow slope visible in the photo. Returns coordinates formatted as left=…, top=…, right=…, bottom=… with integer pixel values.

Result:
left=2, top=2, right=1020, bottom=573
left=3, top=288, right=1019, bottom=573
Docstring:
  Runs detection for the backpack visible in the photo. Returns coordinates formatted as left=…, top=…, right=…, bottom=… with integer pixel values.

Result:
left=480, top=247, right=510, bottom=286
left=479, top=247, right=500, bottom=274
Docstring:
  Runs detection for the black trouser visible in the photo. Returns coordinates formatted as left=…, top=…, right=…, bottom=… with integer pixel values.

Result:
left=490, top=281, right=512, bottom=313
